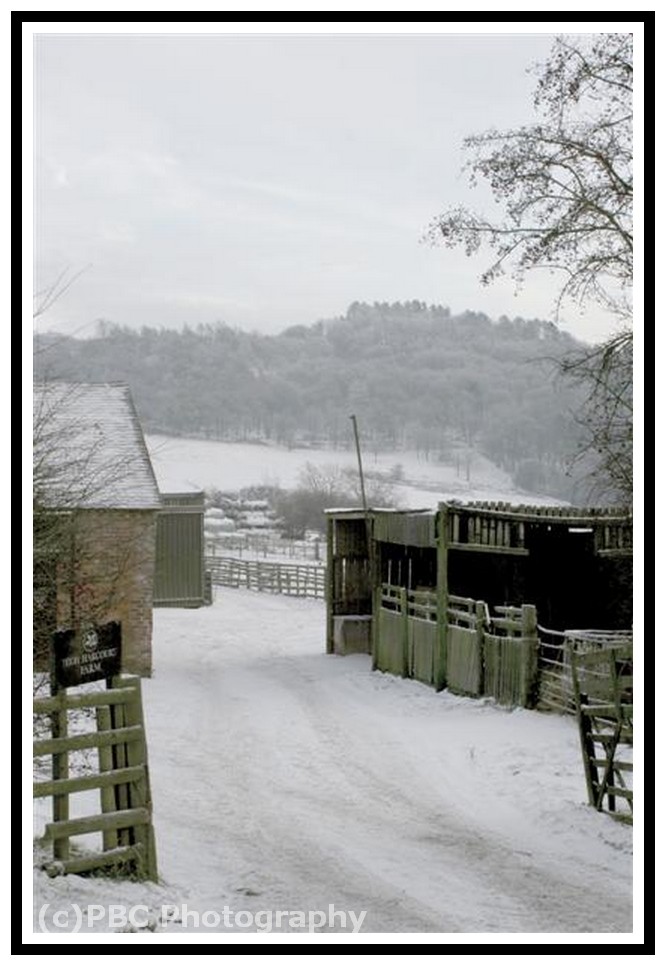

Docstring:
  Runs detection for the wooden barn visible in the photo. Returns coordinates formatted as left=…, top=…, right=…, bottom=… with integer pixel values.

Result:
left=153, top=490, right=206, bottom=608
left=326, top=502, right=632, bottom=693
left=33, top=382, right=162, bottom=676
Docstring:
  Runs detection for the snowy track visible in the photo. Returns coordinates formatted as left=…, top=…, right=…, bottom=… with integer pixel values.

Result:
left=139, top=590, right=632, bottom=934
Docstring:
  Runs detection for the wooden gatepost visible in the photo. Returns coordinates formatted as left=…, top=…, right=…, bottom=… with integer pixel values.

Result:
left=570, top=642, right=633, bottom=822
left=33, top=623, right=158, bottom=880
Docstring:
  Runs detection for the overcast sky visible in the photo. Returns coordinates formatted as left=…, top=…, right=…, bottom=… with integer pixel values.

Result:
left=33, top=29, right=628, bottom=343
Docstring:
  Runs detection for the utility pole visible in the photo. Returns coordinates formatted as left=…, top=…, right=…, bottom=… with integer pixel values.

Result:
left=350, top=414, right=377, bottom=667
left=349, top=414, right=368, bottom=514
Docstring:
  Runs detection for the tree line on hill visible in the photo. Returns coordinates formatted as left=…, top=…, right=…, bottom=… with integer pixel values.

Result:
left=35, top=301, right=593, bottom=500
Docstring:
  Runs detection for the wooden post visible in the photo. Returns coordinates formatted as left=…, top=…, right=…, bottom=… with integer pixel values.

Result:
left=435, top=504, right=450, bottom=691
left=122, top=676, right=158, bottom=882
left=400, top=586, right=410, bottom=678
left=326, top=516, right=334, bottom=653
left=370, top=534, right=380, bottom=670
left=111, top=698, right=130, bottom=847
left=475, top=600, right=486, bottom=696
left=372, top=583, right=381, bottom=671
left=521, top=604, right=538, bottom=708
left=570, top=648, right=599, bottom=807
left=96, top=704, right=117, bottom=851
left=49, top=648, right=69, bottom=862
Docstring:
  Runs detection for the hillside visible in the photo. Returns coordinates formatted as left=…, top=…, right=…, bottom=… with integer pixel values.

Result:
left=34, top=302, right=589, bottom=499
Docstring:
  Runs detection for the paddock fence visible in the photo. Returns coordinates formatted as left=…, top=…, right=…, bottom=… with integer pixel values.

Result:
left=206, top=555, right=326, bottom=599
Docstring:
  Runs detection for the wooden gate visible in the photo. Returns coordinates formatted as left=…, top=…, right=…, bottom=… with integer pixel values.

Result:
left=33, top=675, right=158, bottom=879
left=570, top=644, right=633, bottom=822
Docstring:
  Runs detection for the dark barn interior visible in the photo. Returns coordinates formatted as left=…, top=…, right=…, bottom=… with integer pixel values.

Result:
left=326, top=504, right=632, bottom=636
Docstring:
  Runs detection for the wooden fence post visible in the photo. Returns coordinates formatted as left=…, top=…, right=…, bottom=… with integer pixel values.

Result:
left=372, top=584, right=380, bottom=671
left=48, top=664, right=70, bottom=862
left=475, top=600, right=486, bottom=695
left=521, top=604, right=539, bottom=708
left=96, top=705, right=117, bottom=851
left=111, top=698, right=130, bottom=847
left=122, top=676, right=158, bottom=882
left=435, top=505, right=449, bottom=691
left=400, top=587, right=410, bottom=677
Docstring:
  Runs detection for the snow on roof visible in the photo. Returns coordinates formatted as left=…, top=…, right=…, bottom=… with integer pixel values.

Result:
left=33, top=382, right=162, bottom=510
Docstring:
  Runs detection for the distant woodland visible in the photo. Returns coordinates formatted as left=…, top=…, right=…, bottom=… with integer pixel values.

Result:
left=34, top=301, right=591, bottom=500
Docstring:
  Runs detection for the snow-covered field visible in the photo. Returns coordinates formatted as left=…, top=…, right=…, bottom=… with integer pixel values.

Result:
left=145, top=435, right=564, bottom=509
left=32, top=590, right=635, bottom=940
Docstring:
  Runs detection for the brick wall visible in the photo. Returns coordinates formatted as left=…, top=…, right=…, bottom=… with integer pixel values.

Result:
left=54, top=509, right=157, bottom=676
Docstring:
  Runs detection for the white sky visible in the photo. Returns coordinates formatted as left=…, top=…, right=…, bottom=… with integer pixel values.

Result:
left=30, top=23, right=640, bottom=344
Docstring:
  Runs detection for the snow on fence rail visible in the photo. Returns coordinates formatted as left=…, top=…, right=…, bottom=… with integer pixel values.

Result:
left=206, top=555, right=326, bottom=599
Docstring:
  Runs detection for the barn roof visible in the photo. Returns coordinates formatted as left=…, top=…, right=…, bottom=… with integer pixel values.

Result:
left=33, top=382, right=162, bottom=510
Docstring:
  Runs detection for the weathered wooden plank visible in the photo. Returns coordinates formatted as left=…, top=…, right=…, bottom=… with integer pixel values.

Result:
left=456, top=508, right=631, bottom=525
left=590, top=731, right=633, bottom=743
left=42, top=845, right=143, bottom=877
left=34, top=688, right=137, bottom=714
left=97, top=704, right=117, bottom=851
left=449, top=543, right=529, bottom=556
left=591, top=783, right=633, bottom=800
left=449, top=594, right=476, bottom=608
left=122, top=676, right=158, bottom=881
left=34, top=725, right=144, bottom=757
left=590, top=759, right=633, bottom=771
left=33, top=766, right=146, bottom=798
left=490, top=616, right=524, bottom=632
left=435, top=505, right=449, bottom=691
left=50, top=686, right=69, bottom=863
left=111, top=698, right=130, bottom=847
left=45, top=807, right=150, bottom=839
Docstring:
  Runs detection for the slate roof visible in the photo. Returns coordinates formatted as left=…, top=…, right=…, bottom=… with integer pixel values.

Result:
left=33, top=382, right=162, bottom=510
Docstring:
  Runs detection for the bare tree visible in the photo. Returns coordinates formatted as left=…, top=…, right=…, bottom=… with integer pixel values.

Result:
left=560, top=330, right=633, bottom=502
left=425, top=34, right=634, bottom=500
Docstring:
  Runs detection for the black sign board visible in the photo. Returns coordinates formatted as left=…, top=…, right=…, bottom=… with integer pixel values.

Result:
left=53, top=621, right=122, bottom=689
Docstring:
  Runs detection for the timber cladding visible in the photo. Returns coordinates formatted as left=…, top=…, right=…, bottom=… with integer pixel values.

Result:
left=154, top=492, right=205, bottom=607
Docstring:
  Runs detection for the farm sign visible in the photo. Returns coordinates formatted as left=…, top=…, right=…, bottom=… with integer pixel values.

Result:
left=52, top=622, right=122, bottom=688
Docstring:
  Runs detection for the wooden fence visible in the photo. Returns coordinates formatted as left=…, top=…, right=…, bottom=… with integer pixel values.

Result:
left=206, top=533, right=325, bottom=561
left=33, top=675, right=158, bottom=880
left=376, top=583, right=538, bottom=707
left=206, top=555, right=326, bottom=599
left=537, top=628, right=634, bottom=716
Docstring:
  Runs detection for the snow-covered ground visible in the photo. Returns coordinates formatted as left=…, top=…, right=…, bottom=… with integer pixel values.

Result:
left=145, top=435, right=564, bottom=509
left=33, top=590, right=634, bottom=939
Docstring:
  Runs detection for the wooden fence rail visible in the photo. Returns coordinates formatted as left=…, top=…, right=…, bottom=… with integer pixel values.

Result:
left=33, top=675, right=158, bottom=880
left=206, top=555, right=326, bottom=599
